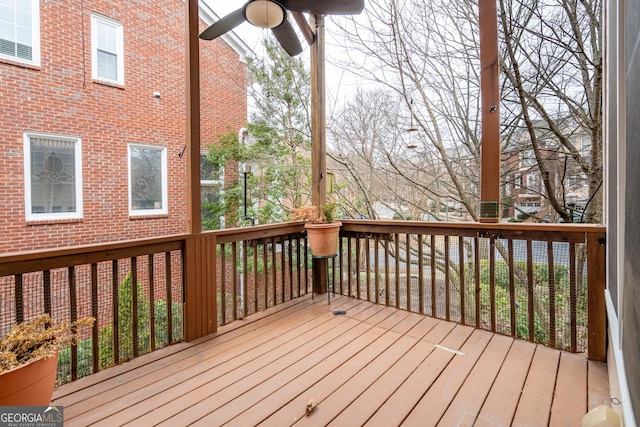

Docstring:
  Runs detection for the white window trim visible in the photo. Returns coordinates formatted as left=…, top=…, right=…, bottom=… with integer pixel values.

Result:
left=0, top=0, right=41, bottom=66
left=128, top=143, right=168, bottom=216
left=23, top=132, right=83, bottom=221
left=90, top=13, right=124, bottom=85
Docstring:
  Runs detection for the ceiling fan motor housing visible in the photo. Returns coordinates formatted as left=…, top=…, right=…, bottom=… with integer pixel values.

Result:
left=244, top=0, right=286, bottom=29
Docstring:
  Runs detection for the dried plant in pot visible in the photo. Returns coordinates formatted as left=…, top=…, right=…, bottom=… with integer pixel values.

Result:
left=290, top=202, right=341, bottom=257
left=0, top=314, right=94, bottom=406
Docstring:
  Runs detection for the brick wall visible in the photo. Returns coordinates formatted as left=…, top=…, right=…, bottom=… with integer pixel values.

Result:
left=0, top=0, right=247, bottom=253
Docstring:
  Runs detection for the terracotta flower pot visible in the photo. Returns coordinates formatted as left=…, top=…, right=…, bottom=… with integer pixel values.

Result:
left=0, top=354, right=58, bottom=406
left=305, top=221, right=342, bottom=257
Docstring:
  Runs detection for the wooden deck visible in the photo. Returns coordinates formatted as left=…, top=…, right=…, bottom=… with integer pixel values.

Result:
left=52, top=294, right=610, bottom=426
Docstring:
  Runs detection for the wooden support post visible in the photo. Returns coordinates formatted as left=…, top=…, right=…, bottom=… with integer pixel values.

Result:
left=311, top=14, right=328, bottom=294
left=184, top=0, right=216, bottom=341
left=479, top=0, right=501, bottom=223
left=587, top=231, right=606, bottom=361
left=184, top=234, right=217, bottom=341
left=186, top=0, right=201, bottom=234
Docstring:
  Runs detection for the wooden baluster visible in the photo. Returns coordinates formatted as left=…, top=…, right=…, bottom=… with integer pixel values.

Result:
left=148, top=255, right=155, bottom=351
left=231, top=242, right=238, bottom=320
left=165, top=252, right=172, bottom=343
left=288, top=236, right=294, bottom=300
left=243, top=241, right=249, bottom=314
left=569, top=242, right=577, bottom=353
left=474, top=237, right=480, bottom=328
left=263, top=240, right=269, bottom=307
left=337, top=234, right=343, bottom=295
left=445, top=235, right=451, bottom=321
left=418, top=234, right=424, bottom=315
left=459, top=236, right=466, bottom=325
left=489, top=236, right=496, bottom=332
left=254, top=241, right=259, bottom=312
left=91, top=263, right=99, bottom=371
left=431, top=234, right=437, bottom=317
left=220, top=243, right=226, bottom=325
left=14, top=274, right=23, bottom=324
left=356, top=235, right=362, bottom=300
left=366, top=236, right=371, bottom=302
left=375, top=235, right=381, bottom=303
left=69, top=266, right=78, bottom=381
left=384, top=236, right=390, bottom=306
left=43, top=270, right=51, bottom=315
left=112, top=260, right=120, bottom=363
left=548, top=241, right=556, bottom=348
left=508, top=239, right=516, bottom=337
left=526, top=240, right=534, bottom=342
left=131, top=257, right=139, bottom=357
left=271, top=237, right=277, bottom=303
left=406, top=234, right=411, bottom=311
left=395, top=234, right=400, bottom=309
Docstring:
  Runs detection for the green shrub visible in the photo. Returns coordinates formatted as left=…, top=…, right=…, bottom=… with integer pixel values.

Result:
left=57, top=273, right=183, bottom=384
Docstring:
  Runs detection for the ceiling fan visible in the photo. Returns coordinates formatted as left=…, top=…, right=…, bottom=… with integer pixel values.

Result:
left=199, top=0, right=365, bottom=56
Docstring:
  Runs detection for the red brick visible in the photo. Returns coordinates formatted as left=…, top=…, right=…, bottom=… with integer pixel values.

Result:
left=0, top=0, right=248, bottom=253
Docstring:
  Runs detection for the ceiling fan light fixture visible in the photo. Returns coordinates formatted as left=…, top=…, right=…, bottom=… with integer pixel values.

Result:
left=245, top=0, right=286, bottom=28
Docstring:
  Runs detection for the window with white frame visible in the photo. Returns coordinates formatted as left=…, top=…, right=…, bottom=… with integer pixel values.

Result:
left=128, top=144, right=167, bottom=215
left=0, top=0, right=40, bottom=66
left=505, top=182, right=512, bottom=196
left=91, top=14, right=124, bottom=85
left=514, top=175, right=523, bottom=188
left=24, top=133, right=83, bottom=220
left=200, top=153, right=224, bottom=230
left=520, top=149, right=536, bottom=168
left=579, top=137, right=591, bottom=154
left=526, top=173, right=539, bottom=191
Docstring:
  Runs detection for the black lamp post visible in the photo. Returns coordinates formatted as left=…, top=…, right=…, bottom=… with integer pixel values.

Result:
left=243, top=165, right=256, bottom=226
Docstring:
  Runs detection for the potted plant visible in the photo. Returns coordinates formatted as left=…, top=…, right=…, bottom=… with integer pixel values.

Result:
left=290, top=202, right=342, bottom=257
left=0, top=314, right=94, bottom=406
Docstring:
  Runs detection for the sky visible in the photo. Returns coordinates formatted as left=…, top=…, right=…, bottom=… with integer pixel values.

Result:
left=205, top=1, right=372, bottom=109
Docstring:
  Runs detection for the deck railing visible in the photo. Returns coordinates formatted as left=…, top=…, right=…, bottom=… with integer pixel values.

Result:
left=0, top=236, right=185, bottom=384
left=213, top=224, right=310, bottom=326
left=0, top=223, right=308, bottom=385
left=0, top=220, right=606, bottom=386
left=335, top=220, right=606, bottom=361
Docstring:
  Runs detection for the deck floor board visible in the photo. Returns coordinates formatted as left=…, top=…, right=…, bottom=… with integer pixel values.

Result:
left=52, top=294, right=609, bottom=427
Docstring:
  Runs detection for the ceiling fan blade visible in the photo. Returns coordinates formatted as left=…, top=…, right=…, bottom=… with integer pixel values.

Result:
left=272, top=18, right=303, bottom=56
left=199, top=7, right=246, bottom=40
left=281, top=0, right=364, bottom=15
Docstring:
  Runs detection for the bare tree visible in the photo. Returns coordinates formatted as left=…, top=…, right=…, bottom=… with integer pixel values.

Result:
left=329, top=0, right=484, bottom=220
left=328, top=0, right=601, bottom=224
left=329, top=88, right=462, bottom=221
left=499, top=0, right=602, bottom=223
left=326, top=0, right=600, bottom=347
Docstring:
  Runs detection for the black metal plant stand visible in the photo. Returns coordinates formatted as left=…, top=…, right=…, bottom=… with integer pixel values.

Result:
left=311, top=253, right=337, bottom=305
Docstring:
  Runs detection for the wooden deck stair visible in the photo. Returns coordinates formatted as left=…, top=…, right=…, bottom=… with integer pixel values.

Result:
left=52, top=294, right=610, bottom=426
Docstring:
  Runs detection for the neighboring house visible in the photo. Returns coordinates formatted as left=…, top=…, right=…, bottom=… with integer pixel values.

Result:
left=501, top=119, right=591, bottom=221
left=0, top=0, right=250, bottom=253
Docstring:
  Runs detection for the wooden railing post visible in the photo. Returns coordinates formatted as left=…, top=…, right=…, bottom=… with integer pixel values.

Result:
left=184, top=234, right=217, bottom=341
left=586, top=231, right=607, bottom=361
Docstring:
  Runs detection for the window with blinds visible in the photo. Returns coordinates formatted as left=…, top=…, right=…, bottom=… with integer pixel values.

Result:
left=0, top=0, right=40, bottom=66
left=91, top=14, right=124, bottom=85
